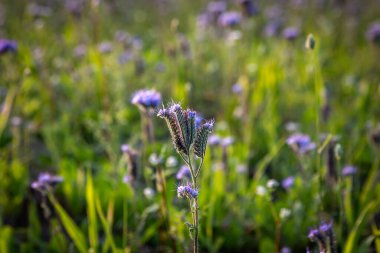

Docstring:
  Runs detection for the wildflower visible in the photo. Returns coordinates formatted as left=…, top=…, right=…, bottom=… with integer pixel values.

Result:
left=0, top=39, right=17, bottom=55
left=282, top=27, right=299, bottom=41
left=118, top=51, right=133, bottom=65
left=281, top=247, right=291, bottom=253
left=176, top=165, right=191, bottom=180
left=97, top=41, right=113, bottom=54
left=31, top=172, right=63, bottom=193
left=256, top=185, right=267, bottom=196
left=131, top=89, right=162, bottom=111
left=279, top=208, right=291, bottom=219
left=177, top=184, right=198, bottom=199
left=123, top=174, right=133, bottom=184
left=264, top=21, right=281, bottom=37
left=143, top=187, right=155, bottom=199
left=207, top=1, right=226, bottom=15
left=236, top=164, right=247, bottom=173
left=232, top=83, right=243, bottom=94
left=194, top=120, right=214, bottom=158
left=366, top=22, right=380, bottom=45
left=239, top=0, right=258, bottom=17
left=282, top=176, right=295, bottom=189
left=286, top=133, right=316, bottom=154
left=166, top=156, right=178, bottom=167
left=74, top=44, right=87, bottom=57
left=149, top=153, right=163, bottom=166
left=285, top=122, right=300, bottom=132
left=267, top=179, right=279, bottom=189
left=342, top=165, right=357, bottom=177
left=308, top=220, right=336, bottom=253
left=218, top=12, right=242, bottom=27
left=221, top=137, right=234, bottom=147
left=208, top=134, right=221, bottom=146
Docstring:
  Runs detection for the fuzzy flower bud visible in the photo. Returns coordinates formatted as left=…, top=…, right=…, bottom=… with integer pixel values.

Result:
left=194, top=120, right=214, bottom=158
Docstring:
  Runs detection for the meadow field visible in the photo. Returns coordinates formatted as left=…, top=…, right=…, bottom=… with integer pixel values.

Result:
left=1, top=0, right=380, bottom=252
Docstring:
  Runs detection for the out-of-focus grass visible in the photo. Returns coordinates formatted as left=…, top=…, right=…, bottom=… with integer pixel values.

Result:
left=0, top=0, right=380, bottom=252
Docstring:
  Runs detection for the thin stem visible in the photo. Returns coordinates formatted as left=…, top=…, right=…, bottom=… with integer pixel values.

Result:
left=195, top=158, right=204, bottom=178
left=186, top=153, right=199, bottom=253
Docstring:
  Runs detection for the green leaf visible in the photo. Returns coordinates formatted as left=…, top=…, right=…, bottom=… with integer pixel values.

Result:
left=86, top=170, right=98, bottom=251
left=48, top=194, right=88, bottom=253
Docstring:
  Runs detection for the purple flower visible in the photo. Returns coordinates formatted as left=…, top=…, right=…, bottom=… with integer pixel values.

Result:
left=97, top=41, right=113, bottom=54
left=308, top=228, right=323, bottom=242
left=264, top=22, right=281, bottom=37
left=281, top=247, right=291, bottom=253
left=282, top=27, right=299, bottom=41
left=366, top=22, right=380, bottom=45
left=232, top=83, right=243, bottom=94
left=221, top=137, right=234, bottom=147
left=207, top=1, right=226, bottom=15
left=208, top=135, right=221, bottom=146
left=131, top=89, right=161, bottom=110
left=319, top=221, right=333, bottom=233
left=176, top=165, right=191, bottom=180
left=239, top=0, right=259, bottom=17
left=342, top=165, right=357, bottom=176
left=0, top=39, right=17, bottom=55
left=286, top=133, right=316, bottom=154
left=282, top=176, right=294, bottom=189
left=31, top=172, right=63, bottom=192
left=218, top=12, right=242, bottom=27
left=177, top=184, right=198, bottom=199
left=123, top=174, right=133, bottom=184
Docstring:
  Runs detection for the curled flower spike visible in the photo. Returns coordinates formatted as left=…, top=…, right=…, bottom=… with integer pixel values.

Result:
left=131, top=89, right=161, bottom=110
left=177, top=185, right=198, bottom=199
left=194, top=120, right=214, bottom=158
left=31, top=172, right=63, bottom=193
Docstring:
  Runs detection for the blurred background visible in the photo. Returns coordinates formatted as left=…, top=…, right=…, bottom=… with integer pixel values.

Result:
left=0, top=0, right=380, bottom=252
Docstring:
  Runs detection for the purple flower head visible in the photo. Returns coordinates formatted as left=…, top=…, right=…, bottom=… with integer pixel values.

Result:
left=342, top=165, right=357, bottom=177
left=319, top=221, right=333, bottom=234
left=74, top=44, right=87, bottom=57
left=208, top=134, right=221, bottom=146
left=31, top=172, right=63, bottom=192
left=264, top=21, right=281, bottom=37
left=308, top=228, right=323, bottom=243
left=207, top=1, right=226, bottom=15
left=232, top=83, right=243, bottom=94
left=131, top=89, right=161, bottom=110
left=239, top=0, right=259, bottom=17
left=0, top=39, right=17, bottom=55
left=287, top=133, right=316, bottom=154
left=281, top=247, right=291, bottom=253
left=282, top=27, right=299, bottom=41
left=282, top=176, right=295, bottom=189
left=366, top=22, right=380, bottom=45
left=218, top=12, right=242, bottom=27
left=176, top=165, right=191, bottom=180
left=123, top=174, right=133, bottom=184
left=195, top=114, right=203, bottom=129
left=221, top=137, right=234, bottom=147
left=177, top=184, right=198, bottom=199
left=97, top=41, right=113, bottom=54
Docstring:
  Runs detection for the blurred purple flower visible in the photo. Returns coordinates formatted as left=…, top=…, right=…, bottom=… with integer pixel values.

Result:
left=366, top=22, right=380, bottom=44
left=239, top=0, right=259, bottom=17
left=232, top=83, right=243, bottom=94
left=131, top=89, right=161, bottom=110
left=98, top=41, right=113, bottom=54
left=218, top=12, right=242, bottom=27
left=123, top=174, right=133, bottom=184
left=118, top=51, right=133, bottom=65
left=176, top=165, right=191, bottom=180
left=74, top=44, right=87, bottom=57
left=342, top=165, right=357, bottom=176
left=0, top=39, right=17, bottom=55
left=281, top=247, right=291, bottom=253
left=282, top=27, right=299, bottom=41
left=287, top=133, right=316, bottom=154
left=282, top=176, right=294, bottom=189
left=31, top=172, right=63, bottom=192
left=208, top=134, right=221, bottom=146
left=264, top=21, right=281, bottom=37
left=207, top=1, right=226, bottom=15
left=221, top=137, right=234, bottom=147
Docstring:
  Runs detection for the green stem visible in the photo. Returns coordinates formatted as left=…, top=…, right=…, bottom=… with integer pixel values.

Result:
left=186, top=153, right=199, bottom=253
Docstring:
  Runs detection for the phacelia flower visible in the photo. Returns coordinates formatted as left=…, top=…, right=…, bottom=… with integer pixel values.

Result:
left=131, top=89, right=161, bottom=110
left=282, top=176, right=295, bottom=189
left=342, top=165, right=357, bottom=176
left=221, top=137, right=234, bottom=147
left=0, top=39, right=17, bottom=55
left=232, top=83, right=243, bottom=94
left=218, top=12, right=242, bottom=27
left=239, top=0, right=258, bottom=17
left=286, top=133, right=316, bottom=154
left=281, top=247, right=291, bottom=253
left=31, top=172, right=63, bottom=193
left=208, top=134, right=221, bottom=146
left=366, top=22, right=380, bottom=45
left=176, top=165, right=191, bottom=180
left=282, top=27, right=299, bottom=41
left=177, top=184, right=198, bottom=199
